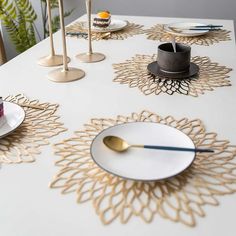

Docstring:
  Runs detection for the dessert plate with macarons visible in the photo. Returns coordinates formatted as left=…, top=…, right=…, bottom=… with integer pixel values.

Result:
left=0, top=97, right=25, bottom=139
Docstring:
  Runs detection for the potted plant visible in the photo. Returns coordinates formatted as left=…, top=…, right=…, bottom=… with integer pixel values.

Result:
left=0, top=0, right=74, bottom=53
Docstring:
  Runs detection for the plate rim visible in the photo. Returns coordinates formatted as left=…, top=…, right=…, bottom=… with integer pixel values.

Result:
left=164, top=22, right=209, bottom=37
left=82, top=19, right=128, bottom=33
left=0, top=101, right=26, bottom=139
left=90, top=121, right=196, bottom=182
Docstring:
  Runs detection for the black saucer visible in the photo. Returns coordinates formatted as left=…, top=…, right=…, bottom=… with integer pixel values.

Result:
left=147, top=61, right=199, bottom=79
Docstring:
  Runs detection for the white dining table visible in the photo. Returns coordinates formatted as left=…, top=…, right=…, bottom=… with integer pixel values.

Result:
left=0, top=14, right=236, bottom=236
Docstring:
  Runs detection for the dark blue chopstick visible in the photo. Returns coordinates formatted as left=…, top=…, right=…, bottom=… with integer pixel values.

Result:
left=194, top=25, right=223, bottom=28
left=66, top=32, right=88, bottom=37
left=189, top=28, right=221, bottom=31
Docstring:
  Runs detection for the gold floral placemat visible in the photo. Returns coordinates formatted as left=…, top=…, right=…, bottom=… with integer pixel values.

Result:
left=50, top=110, right=236, bottom=227
left=145, top=24, right=231, bottom=46
left=66, top=21, right=144, bottom=40
left=113, top=55, right=232, bottom=96
left=0, top=94, right=67, bottom=164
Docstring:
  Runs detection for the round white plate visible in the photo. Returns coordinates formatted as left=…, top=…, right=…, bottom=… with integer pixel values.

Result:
left=82, top=19, right=128, bottom=33
left=0, top=101, right=25, bottom=138
left=90, top=122, right=196, bottom=181
left=164, top=22, right=209, bottom=37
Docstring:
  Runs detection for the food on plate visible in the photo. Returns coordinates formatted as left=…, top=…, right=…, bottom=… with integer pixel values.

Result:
left=93, top=10, right=111, bottom=28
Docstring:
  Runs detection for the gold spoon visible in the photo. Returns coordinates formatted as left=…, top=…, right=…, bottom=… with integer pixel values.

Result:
left=169, top=27, right=184, bottom=33
left=97, top=32, right=111, bottom=40
left=103, top=136, right=214, bottom=153
left=102, top=32, right=111, bottom=39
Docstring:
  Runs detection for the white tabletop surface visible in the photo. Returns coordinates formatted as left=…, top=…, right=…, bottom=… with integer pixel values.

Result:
left=0, top=15, right=236, bottom=236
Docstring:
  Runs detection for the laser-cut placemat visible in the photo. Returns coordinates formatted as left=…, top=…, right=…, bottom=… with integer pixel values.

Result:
left=0, top=94, right=67, bottom=164
left=145, top=24, right=231, bottom=46
left=113, top=55, right=232, bottom=96
left=50, top=110, right=236, bottom=227
left=66, top=21, right=144, bottom=40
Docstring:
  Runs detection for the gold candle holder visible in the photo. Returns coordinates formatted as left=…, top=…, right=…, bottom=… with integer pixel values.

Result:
left=38, top=0, right=69, bottom=67
left=47, top=0, right=85, bottom=82
left=76, top=0, right=106, bottom=63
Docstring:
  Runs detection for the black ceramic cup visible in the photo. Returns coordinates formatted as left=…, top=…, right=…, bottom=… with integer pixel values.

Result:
left=157, top=43, right=191, bottom=73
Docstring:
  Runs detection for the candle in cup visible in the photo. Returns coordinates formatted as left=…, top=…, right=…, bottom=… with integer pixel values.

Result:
left=158, top=43, right=191, bottom=73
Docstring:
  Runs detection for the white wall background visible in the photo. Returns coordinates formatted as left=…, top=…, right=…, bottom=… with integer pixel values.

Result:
left=1, top=0, right=236, bottom=60
left=92, top=0, right=236, bottom=20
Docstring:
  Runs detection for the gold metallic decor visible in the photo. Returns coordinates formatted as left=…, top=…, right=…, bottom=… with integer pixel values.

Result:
left=47, top=0, right=85, bottom=83
left=37, top=0, right=66, bottom=67
left=66, top=21, right=144, bottom=40
left=145, top=24, right=231, bottom=46
left=50, top=110, right=236, bottom=227
left=76, top=0, right=106, bottom=63
left=113, top=55, right=232, bottom=96
left=0, top=94, right=67, bottom=164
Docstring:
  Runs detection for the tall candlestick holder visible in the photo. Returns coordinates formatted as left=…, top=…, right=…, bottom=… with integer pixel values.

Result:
left=76, top=0, right=106, bottom=63
left=47, top=0, right=85, bottom=82
left=38, top=0, right=70, bottom=67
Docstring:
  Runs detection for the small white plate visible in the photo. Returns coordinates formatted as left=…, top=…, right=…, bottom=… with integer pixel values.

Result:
left=0, top=102, right=25, bottom=138
left=164, top=22, right=209, bottom=37
left=90, top=122, right=196, bottom=181
left=82, top=19, right=128, bottom=33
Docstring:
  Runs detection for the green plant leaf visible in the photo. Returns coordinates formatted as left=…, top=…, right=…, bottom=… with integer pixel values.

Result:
left=15, top=0, right=37, bottom=23
left=0, top=0, right=37, bottom=53
left=0, top=0, right=17, bottom=20
left=41, top=0, right=58, bottom=9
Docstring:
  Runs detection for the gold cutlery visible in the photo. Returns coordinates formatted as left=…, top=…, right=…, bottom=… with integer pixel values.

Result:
left=95, top=32, right=111, bottom=40
left=101, top=32, right=111, bottom=39
left=169, top=27, right=185, bottom=33
left=103, top=135, right=214, bottom=153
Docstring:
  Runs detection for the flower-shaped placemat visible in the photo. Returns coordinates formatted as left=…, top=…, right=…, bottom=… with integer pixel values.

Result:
left=145, top=24, right=231, bottom=46
left=113, top=55, right=232, bottom=96
left=66, top=21, right=144, bottom=40
left=50, top=110, right=236, bottom=227
left=0, top=94, right=67, bottom=164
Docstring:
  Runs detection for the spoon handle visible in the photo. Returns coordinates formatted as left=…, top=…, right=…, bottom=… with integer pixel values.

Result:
left=142, top=145, right=214, bottom=153
left=171, top=36, right=176, bottom=53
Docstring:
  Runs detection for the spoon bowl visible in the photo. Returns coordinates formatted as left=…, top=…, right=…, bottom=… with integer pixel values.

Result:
left=103, top=136, right=130, bottom=152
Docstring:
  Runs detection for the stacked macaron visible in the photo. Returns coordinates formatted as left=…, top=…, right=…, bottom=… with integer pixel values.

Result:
left=93, top=11, right=111, bottom=28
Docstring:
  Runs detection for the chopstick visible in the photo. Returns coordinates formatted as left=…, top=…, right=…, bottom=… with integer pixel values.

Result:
left=66, top=32, right=88, bottom=38
left=193, top=25, right=223, bottom=28
left=189, top=28, right=221, bottom=31
left=66, top=31, right=111, bottom=40
left=171, top=25, right=223, bottom=29
left=66, top=32, right=88, bottom=36
left=169, top=26, right=222, bottom=33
